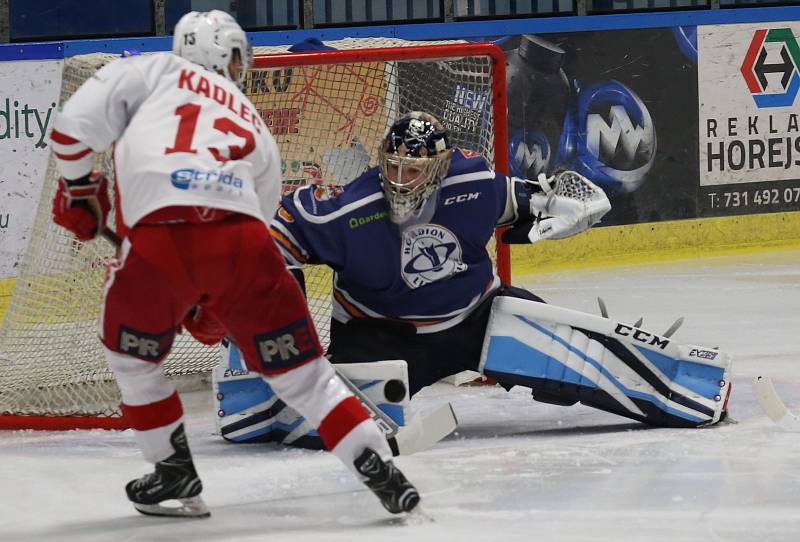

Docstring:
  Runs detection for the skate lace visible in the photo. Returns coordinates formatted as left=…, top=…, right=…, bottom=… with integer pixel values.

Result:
left=359, top=455, right=380, bottom=475
left=130, top=471, right=159, bottom=490
left=362, top=457, right=396, bottom=491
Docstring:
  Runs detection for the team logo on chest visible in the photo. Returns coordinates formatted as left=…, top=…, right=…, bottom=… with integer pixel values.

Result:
left=400, top=224, right=467, bottom=288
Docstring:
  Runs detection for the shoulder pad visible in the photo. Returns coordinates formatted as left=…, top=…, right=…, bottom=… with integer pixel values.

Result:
left=456, top=148, right=483, bottom=160
left=309, top=184, right=346, bottom=203
left=286, top=171, right=384, bottom=224
left=131, top=52, right=180, bottom=85
left=444, top=150, right=494, bottom=180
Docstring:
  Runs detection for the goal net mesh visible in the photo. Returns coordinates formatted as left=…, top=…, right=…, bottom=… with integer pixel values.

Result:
left=0, top=38, right=506, bottom=424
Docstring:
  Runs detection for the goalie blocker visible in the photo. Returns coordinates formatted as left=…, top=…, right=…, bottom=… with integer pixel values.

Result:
left=480, top=297, right=732, bottom=427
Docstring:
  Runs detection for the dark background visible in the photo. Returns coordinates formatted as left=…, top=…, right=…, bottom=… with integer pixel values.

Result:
left=501, top=27, right=700, bottom=226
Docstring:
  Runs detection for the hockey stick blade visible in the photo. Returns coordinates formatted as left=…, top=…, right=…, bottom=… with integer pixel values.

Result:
left=334, top=368, right=457, bottom=455
left=752, top=376, right=800, bottom=432
left=336, top=370, right=458, bottom=456
left=390, top=403, right=458, bottom=457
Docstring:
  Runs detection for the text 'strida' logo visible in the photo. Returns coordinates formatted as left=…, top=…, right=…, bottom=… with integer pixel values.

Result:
left=741, top=28, right=800, bottom=108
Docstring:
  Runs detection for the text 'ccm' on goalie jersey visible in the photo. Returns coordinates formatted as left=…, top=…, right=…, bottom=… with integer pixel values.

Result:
left=270, top=150, right=532, bottom=333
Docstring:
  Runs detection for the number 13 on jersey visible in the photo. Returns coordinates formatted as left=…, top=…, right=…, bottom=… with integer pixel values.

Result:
left=165, top=103, right=255, bottom=162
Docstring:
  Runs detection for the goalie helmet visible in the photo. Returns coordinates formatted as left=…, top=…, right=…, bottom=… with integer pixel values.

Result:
left=379, top=112, right=453, bottom=223
left=172, top=10, right=252, bottom=86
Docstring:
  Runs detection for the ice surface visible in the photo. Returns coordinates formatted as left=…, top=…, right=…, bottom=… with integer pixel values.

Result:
left=2, top=250, right=800, bottom=541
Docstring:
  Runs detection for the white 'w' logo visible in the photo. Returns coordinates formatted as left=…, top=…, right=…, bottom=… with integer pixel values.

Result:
left=587, top=105, right=651, bottom=166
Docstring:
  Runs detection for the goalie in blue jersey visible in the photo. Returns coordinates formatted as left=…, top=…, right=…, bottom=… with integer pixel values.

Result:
left=215, top=112, right=732, bottom=447
left=272, top=111, right=611, bottom=394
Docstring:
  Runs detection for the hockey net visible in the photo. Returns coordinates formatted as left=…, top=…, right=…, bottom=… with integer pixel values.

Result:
left=0, top=39, right=508, bottom=429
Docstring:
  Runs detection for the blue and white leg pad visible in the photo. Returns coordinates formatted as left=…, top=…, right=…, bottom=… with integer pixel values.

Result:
left=479, top=297, right=733, bottom=427
left=213, top=340, right=410, bottom=447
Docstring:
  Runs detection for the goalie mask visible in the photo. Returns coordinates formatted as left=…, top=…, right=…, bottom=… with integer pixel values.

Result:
left=172, top=10, right=253, bottom=86
left=379, top=112, right=453, bottom=223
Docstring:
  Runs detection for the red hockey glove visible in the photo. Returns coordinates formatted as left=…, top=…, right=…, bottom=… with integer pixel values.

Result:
left=182, top=306, right=227, bottom=346
left=52, top=171, right=111, bottom=242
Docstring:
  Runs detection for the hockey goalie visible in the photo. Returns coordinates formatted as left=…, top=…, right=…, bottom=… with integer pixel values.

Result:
left=212, top=111, right=733, bottom=448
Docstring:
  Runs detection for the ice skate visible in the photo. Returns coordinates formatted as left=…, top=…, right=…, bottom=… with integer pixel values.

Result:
left=125, top=425, right=210, bottom=518
left=354, top=447, right=420, bottom=514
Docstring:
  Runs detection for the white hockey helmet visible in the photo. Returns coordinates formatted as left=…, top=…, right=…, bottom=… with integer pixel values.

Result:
left=172, top=10, right=252, bottom=86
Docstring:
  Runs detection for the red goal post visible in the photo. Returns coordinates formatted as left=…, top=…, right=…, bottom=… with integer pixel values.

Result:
left=0, top=40, right=510, bottom=430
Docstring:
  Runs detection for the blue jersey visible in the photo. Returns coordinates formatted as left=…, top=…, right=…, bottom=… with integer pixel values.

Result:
left=270, top=150, right=531, bottom=332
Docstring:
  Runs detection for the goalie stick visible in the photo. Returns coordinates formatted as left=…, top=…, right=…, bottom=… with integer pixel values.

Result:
left=752, top=376, right=800, bottom=432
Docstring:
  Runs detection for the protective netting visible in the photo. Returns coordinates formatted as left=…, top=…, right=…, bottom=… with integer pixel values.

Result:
left=0, top=38, right=505, bottom=423
left=554, top=170, right=606, bottom=203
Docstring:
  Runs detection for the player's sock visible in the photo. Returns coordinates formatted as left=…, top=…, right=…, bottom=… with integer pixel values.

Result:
left=354, top=448, right=420, bottom=514
left=125, top=424, right=210, bottom=518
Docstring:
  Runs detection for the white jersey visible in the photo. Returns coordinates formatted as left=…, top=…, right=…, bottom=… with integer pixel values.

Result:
left=52, top=52, right=281, bottom=228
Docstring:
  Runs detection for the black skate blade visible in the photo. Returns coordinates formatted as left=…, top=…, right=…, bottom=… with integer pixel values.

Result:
left=132, top=496, right=210, bottom=518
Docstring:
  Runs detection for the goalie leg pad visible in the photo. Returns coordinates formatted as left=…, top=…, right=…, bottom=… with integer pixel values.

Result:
left=479, top=297, right=732, bottom=427
left=214, top=340, right=409, bottom=446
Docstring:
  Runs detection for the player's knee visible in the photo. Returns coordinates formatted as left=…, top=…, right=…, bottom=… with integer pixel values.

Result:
left=265, top=357, right=352, bottom=428
left=105, top=348, right=175, bottom=404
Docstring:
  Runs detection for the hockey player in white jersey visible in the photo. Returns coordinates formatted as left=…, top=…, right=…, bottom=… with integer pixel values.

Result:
left=217, top=111, right=732, bottom=447
left=49, top=10, right=418, bottom=518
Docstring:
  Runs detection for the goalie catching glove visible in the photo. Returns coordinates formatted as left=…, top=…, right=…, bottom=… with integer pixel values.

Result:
left=502, top=170, right=611, bottom=244
left=52, top=171, right=111, bottom=242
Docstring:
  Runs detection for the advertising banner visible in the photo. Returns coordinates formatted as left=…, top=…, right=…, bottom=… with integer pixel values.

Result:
left=493, top=28, right=700, bottom=226
left=246, top=64, right=385, bottom=192
left=699, top=23, right=800, bottom=217
left=0, top=59, right=62, bottom=278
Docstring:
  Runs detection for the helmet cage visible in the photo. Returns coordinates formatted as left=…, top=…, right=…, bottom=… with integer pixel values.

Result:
left=379, top=112, right=453, bottom=223
left=379, top=148, right=452, bottom=223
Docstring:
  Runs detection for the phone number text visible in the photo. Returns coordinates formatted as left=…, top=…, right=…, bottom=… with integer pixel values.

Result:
left=707, top=187, right=800, bottom=209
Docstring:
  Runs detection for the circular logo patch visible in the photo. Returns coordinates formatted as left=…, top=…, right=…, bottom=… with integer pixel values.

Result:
left=400, top=224, right=467, bottom=288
